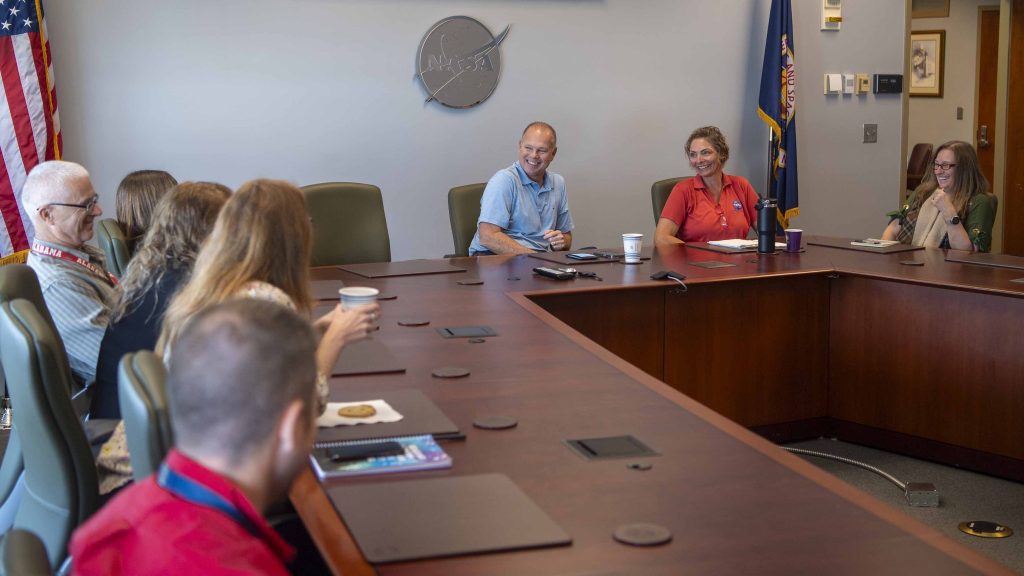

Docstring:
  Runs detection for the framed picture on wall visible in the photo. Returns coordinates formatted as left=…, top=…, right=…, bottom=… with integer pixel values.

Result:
left=909, top=30, right=944, bottom=97
left=911, top=0, right=950, bottom=18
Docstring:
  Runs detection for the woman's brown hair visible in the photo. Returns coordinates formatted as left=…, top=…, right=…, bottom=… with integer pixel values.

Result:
left=111, top=182, right=230, bottom=322
left=115, top=170, right=178, bottom=243
left=157, top=179, right=313, bottom=353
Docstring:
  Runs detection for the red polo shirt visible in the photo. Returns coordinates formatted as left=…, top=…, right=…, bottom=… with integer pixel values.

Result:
left=660, top=174, right=760, bottom=242
left=71, top=449, right=295, bottom=576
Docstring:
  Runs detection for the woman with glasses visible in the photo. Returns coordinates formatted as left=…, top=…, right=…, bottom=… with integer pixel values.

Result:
left=655, top=126, right=760, bottom=245
left=882, top=140, right=997, bottom=252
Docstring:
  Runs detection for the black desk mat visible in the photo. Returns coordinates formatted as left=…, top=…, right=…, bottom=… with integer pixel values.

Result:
left=327, top=473, right=571, bottom=563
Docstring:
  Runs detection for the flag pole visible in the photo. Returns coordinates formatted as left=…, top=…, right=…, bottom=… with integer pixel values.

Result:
left=766, top=128, right=776, bottom=201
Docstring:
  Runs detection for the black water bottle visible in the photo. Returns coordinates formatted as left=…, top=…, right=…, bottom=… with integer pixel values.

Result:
left=757, top=198, right=778, bottom=254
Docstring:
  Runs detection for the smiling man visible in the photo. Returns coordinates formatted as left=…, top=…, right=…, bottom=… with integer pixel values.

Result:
left=24, top=160, right=116, bottom=388
left=468, top=122, right=574, bottom=255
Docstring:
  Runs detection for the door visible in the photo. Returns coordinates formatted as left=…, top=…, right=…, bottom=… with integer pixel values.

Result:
left=976, top=7, right=998, bottom=187
left=1006, top=0, right=1024, bottom=255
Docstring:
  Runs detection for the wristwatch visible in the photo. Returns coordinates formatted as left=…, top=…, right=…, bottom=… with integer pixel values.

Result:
left=948, top=215, right=961, bottom=226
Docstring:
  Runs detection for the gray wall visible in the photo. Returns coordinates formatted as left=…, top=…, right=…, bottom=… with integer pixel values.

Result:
left=47, top=0, right=905, bottom=260
left=793, top=1, right=909, bottom=236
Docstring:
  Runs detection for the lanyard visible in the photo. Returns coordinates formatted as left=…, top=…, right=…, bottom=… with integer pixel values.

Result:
left=157, top=463, right=262, bottom=539
left=31, top=241, right=118, bottom=286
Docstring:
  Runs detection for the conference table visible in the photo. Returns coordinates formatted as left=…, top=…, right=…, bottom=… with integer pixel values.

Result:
left=291, top=237, right=1023, bottom=575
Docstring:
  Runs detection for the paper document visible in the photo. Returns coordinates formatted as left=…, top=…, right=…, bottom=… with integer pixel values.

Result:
left=707, top=239, right=787, bottom=249
left=850, top=238, right=899, bottom=248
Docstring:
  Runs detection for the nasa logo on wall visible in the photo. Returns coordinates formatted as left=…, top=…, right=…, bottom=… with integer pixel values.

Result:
left=416, top=16, right=509, bottom=109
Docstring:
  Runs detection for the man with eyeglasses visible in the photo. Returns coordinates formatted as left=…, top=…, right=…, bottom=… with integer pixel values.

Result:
left=468, top=122, right=574, bottom=255
left=24, top=160, right=115, bottom=389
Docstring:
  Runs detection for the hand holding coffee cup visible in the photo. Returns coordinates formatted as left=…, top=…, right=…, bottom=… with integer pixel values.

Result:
left=339, top=287, right=380, bottom=330
left=314, top=302, right=380, bottom=381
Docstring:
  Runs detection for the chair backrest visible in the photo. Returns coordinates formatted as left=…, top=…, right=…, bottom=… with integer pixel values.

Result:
left=0, top=528, right=52, bottom=576
left=447, top=183, right=486, bottom=257
left=0, top=264, right=57, bottom=534
left=651, top=177, right=690, bottom=224
left=118, top=350, right=172, bottom=481
left=0, top=299, right=98, bottom=567
left=301, top=182, right=391, bottom=266
left=95, top=219, right=131, bottom=278
left=906, top=143, right=933, bottom=192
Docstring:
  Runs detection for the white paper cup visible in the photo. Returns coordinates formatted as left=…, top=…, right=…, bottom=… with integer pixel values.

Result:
left=339, top=287, right=380, bottom=329
left=622, top=233, right=643, bottom=264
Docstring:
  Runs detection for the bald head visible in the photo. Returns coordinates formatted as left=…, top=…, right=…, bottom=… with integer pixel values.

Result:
left=522, top=121, right=557, bottom=148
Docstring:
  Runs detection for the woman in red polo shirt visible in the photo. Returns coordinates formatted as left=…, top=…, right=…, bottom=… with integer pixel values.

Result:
left=655, top=126, right=760, bottom=245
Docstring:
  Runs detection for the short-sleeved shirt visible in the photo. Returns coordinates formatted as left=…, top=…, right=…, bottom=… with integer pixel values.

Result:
left=70, top=449, right=295, bottom=576
left=659, top=174, right=760, bottom=242
left=27, top=239, right=117, bottom=387
left=468, top=161, right=574, bottom=255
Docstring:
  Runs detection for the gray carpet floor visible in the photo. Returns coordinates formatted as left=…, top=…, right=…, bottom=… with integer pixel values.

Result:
left=785, top=438, right=1024, bottom=574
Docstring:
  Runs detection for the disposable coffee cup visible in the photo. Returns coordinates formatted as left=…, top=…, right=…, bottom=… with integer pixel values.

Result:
left=339, top=287, right=380, bottom=329
left=784, top=229, right=803, bottom=253
left=622, top=233, right=643, bottom=264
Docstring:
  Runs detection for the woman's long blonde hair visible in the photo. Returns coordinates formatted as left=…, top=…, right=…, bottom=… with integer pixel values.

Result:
left=157, top=179, right=313, bottom=353
left=111, top=181, right=230, bottom=322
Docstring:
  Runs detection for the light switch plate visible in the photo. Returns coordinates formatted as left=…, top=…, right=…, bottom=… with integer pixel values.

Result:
left=863, top=124, right=878, bottom=143
left=855, top=74, right=871, bottom=94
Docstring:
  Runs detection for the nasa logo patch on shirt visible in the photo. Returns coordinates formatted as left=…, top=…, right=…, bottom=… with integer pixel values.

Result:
left=732, top=199, right=742, bottom=212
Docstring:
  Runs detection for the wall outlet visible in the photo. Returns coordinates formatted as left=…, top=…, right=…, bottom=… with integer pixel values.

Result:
left=863, top=124, right=878, bottom=143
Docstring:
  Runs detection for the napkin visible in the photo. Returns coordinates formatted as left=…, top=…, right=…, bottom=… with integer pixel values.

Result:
left=317, top=399, right=404, bottom=427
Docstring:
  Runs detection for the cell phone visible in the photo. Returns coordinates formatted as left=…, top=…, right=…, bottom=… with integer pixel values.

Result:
left=566, top=252, right=598, bottom=261
left=533, top=266, right=575, bottom=280
left=327, top=441, right=404, bottom=462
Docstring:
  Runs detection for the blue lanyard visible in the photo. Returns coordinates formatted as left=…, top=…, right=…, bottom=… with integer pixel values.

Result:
left=157, top=463, right=262, bottom=539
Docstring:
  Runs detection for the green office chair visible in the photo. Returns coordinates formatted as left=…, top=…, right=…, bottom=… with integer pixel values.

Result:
left=0, top=264, right=60, bottom=534
left=0, top=529, right=52, bottom=576
left=301, top=182, right=391, bottom=266
left=0, top=299, right=100, bottom=568
left=118, top=350, right=172, bottom=481
left=651, top=177, right=690, bottom=224
left=447, top=183, right=486, bottom=257
left=95, top=219, right=130, bottom=278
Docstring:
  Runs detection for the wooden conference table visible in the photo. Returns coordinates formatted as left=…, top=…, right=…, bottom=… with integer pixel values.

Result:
left=292, top=237, right=1023, bottom=575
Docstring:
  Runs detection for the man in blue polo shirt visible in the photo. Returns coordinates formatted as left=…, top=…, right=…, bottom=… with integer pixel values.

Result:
left=468, top=122, right=574, bottom=255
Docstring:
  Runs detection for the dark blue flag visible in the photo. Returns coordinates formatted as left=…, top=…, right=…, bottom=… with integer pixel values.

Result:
left=757, top=0, right=798, bottom=228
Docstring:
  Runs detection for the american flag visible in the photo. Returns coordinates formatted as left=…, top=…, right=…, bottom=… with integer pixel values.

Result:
left=0, top=0, right=60, bottom=261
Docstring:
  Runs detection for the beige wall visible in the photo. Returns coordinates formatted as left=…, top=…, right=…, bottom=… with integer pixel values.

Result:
left=908, top=0, right=1000, bottom=154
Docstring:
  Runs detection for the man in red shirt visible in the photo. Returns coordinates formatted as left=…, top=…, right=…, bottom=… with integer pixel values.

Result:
left=71, top=299, right=320, bottom=575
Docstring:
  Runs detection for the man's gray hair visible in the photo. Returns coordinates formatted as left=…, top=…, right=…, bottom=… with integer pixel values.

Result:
left=22, top=160, right=91, bottom=219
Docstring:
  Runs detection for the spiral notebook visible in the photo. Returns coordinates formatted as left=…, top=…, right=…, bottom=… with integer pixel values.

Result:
left=310, top=435, right=452, bottom=479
